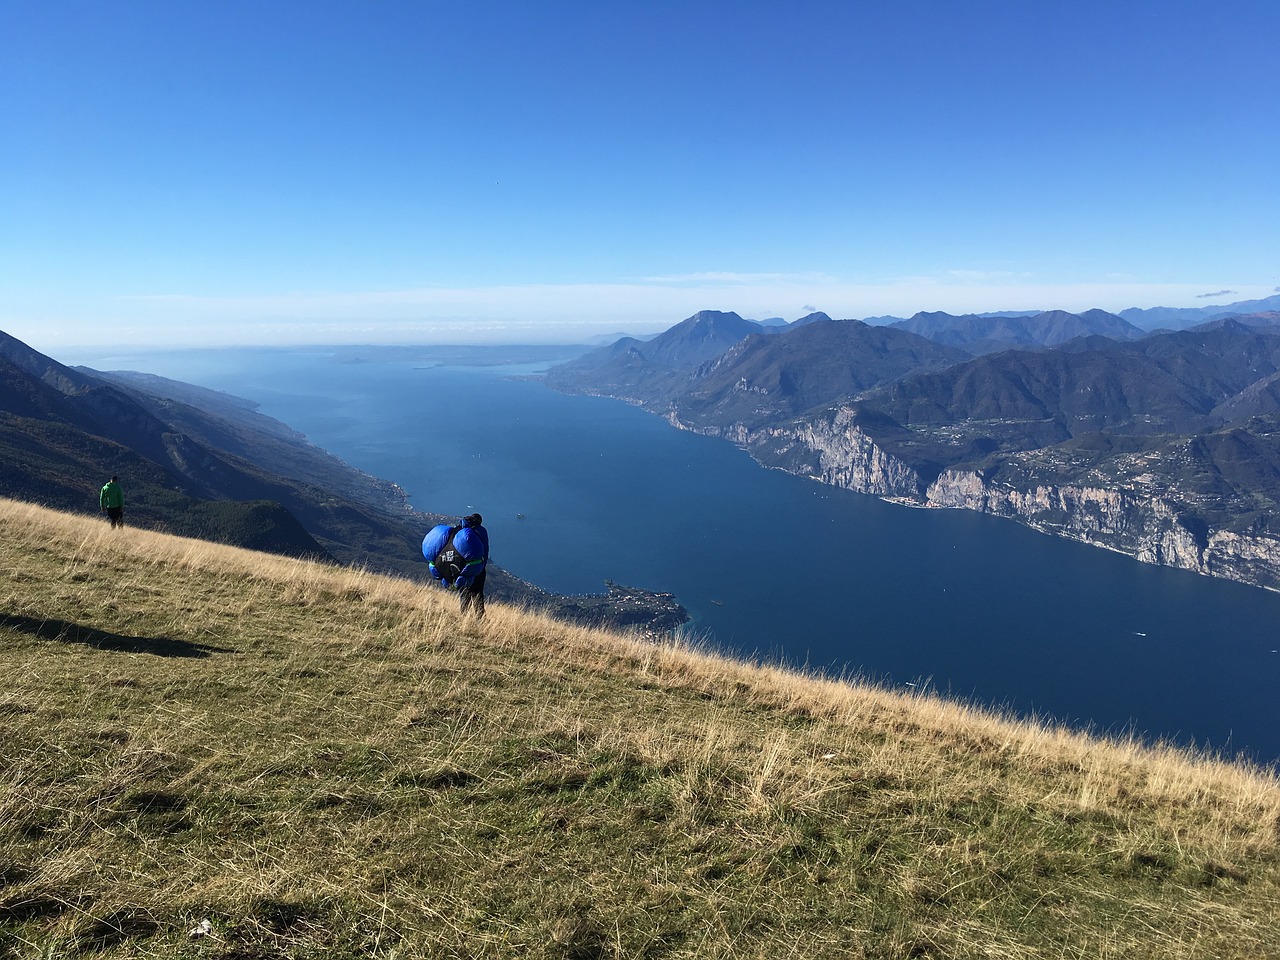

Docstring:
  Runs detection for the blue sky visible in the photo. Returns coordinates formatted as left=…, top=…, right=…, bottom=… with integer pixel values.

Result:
left=3, top=0, right=1277, bottom=350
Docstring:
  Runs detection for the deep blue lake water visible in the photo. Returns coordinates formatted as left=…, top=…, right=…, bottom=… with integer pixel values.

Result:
left=72, top=345, right=1280, bottom=764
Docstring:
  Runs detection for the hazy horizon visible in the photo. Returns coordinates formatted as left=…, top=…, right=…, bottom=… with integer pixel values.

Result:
left=22, top=291, right=1280, bottom=362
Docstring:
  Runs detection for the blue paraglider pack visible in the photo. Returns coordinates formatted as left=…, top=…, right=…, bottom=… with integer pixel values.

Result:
left=421, top=523, right=454, bottom=563
left=422, top=523, right=487, bottom=584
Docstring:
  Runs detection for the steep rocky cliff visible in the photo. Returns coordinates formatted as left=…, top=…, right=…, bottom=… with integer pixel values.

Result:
left=924, top=468, right=1280, bottom=591
left=672, top=405, right=1280, bottom=592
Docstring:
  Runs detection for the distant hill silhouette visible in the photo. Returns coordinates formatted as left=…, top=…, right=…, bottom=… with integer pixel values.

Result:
left=888, top=309, right=1143, bottom=355
left=1119, top=292, right=1280, bottom=330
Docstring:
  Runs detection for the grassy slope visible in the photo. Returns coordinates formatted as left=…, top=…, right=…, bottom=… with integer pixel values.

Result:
left=2, top=499, right=1278, bottom=960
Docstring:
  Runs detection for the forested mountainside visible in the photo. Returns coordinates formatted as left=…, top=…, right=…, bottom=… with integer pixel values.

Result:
left=546, top=309, right=1280, bottom=591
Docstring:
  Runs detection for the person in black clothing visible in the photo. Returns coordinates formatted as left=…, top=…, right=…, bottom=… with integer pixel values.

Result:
left=457, top=513, right=488, bottom=618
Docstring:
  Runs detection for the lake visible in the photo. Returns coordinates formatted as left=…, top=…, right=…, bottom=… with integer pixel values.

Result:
left=73, top=344, right=1280, bottom=764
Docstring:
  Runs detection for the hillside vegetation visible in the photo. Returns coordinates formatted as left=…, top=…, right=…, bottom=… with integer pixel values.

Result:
left=2, top=498, right=1279, bottom=959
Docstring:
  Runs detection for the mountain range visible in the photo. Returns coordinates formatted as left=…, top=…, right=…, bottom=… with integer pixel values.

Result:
left=1119, top=292, right=1280, bottom=330
left=546, top=300, right=1280, bottom=592
left=887, top=308, right=1145, bottom=355
left=852, top=292, right=1280, bottom=335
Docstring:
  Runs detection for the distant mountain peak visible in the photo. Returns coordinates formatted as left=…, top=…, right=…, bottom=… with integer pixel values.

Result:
left=790, top=311, right=833, bottom=327
left=686, top=309, right=747, bottom=325
left=906, top=310, right=961, bottom=323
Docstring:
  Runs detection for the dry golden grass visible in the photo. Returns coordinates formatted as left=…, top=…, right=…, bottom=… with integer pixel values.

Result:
left=2, top=497, right=1278, bottom=959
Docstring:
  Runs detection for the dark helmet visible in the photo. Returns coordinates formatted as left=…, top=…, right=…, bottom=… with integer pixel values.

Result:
left=462, top=513, right=482, bottom=527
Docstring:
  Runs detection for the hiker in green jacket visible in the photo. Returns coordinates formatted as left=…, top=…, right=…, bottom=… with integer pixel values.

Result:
left=100, top=475, right=124, bottom=528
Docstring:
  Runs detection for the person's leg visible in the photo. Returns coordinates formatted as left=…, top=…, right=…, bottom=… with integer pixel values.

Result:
left=460, top=570, right=486, bottom=618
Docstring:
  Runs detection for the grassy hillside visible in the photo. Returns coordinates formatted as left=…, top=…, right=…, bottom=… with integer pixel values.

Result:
left=2, top=498, right=1278, bottom=959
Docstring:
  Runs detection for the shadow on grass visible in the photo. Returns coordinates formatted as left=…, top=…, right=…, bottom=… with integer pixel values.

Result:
left=0, top=613, right=235, bottom=658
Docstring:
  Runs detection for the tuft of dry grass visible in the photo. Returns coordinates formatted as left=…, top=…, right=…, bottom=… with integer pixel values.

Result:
left=2, top=497, right=1279, bottom=959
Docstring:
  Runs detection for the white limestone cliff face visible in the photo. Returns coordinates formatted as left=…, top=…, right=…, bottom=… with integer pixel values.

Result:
left=670, top=405, right=1280, bottom=592
left=793, top=411, right=923, bottom=500
left=926, top=469, right=1202, bottom=567
left=924, top=468, right=1280, bottom=589
left=669, top=407, right=923, bottom=500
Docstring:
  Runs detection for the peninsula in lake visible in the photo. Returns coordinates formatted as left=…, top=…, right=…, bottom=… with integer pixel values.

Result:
left=545, top=295, right=1280, bottom=593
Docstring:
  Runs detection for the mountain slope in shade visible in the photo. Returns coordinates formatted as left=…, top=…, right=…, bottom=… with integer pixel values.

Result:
left=863, top=319, right=1280, bottom=439
left=670, top=318, right=970, bottom=430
